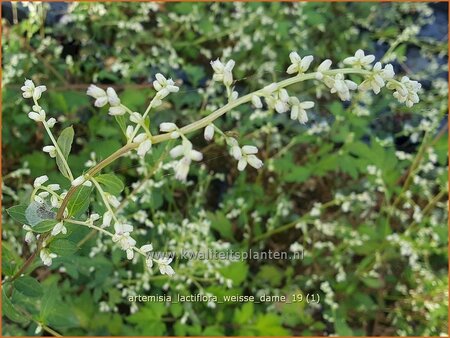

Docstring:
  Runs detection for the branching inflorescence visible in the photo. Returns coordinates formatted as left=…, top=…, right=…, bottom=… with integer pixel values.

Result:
left=17, top=50, right=421, bottom=278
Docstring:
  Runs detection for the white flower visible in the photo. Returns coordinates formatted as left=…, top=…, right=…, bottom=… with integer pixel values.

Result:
left=90, top=213, right=100, bottom=222
left=21, top=79, right=47, bottom=100
left=323, top=73, right=357, bottom=101
left=28, top=109, right=46, bottom=122
left=48, top=184, right=60, bottom=191
left=46, top=118, right=57, bottom=128
left=87, top=85, right=122, bottom=108
left=87, top=85, right=108, bottom=107
left=156, top=257, right=175, bottom=276
left=266, top=88, right=290, bottom=113
left=112, top=223, right=136, bottom=260
left=145, top=258, right=154, bottom=269
left=106, top=194, right=121, bottom=208
left=140, top=244, right=153, bottom=253
left=210, top=58, right=235, bottom=86
left=251, top=95, right=263, bottom=109
left=50, top=195, right=59, bottom=208
left=23, top=225, right=35, bottom=243
left=286, top=52, right=314, bottom=74
left=126, top=125, right=134, bottom=140
left=343, top=49, right=375, bottom=69
left=33, top=175, right=48, bottom=188
left=262, top=83, right=278, bottom=95
left=204, top=124, right=215, bottom=141
left=289, top=98, right=314, bottom=124
left=130, top=112, right=144, bottom=124
left=102, top=211, right=113, bottom=227
left=133, top=133, right=152, bottom=157
left=170, top=139, right=203, bottom=182
left=359, top=62, right=395, bottom=94
left=108, top=106, right=126, bottom=116
left=381, top=63, right=395, bottom=79
left=51, top=222, right=67, bottom=236
left=237, top=145, right=263, bottom=171
left=106, top=87, right=120, bottom=106
left=159, top=122, right=178, bottom=133
left=43, top=145, right=56, bottom=158
left=71, top=175, right=86, bottom=187
left=316, top=59, right=332, bottom=80
left=40, top=249, right=57, bottom=266
left=228, top=138, right=242, bottom=160
left=153, top=73, right=179, bottom=99
left=389, top=76, right=421, bottom=107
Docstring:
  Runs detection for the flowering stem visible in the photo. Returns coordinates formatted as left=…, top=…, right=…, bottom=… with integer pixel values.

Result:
left=90, top=177, right=120, bottom=224
left=129, top=96, right=157, bottom=141
left=65, top=219, right=149, bottom=258
left=56, top=68, right=371, bottom=222
left=65, top=219, right=112, bottom=237
left=152, top=68, right=371, bottom=144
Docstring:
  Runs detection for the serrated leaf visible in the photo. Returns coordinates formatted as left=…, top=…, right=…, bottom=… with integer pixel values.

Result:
left=14, top=276, right=43, bottom=298
left=33, top=219, right=58, bottom=233
left=2, top=289, right=29, bottom=324
left=67, top=186, right=92, bottom=217
left=95, top=174, right=124, bottom=195
left=56, top=126, right=74, bottom=179
left=6, top=204, right=29, bottom=225
left=49, top=239, right=77, bottom=256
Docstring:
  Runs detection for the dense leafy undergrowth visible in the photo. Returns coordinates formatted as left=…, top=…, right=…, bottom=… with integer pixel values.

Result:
left=2, top=2, right=448, bottom=336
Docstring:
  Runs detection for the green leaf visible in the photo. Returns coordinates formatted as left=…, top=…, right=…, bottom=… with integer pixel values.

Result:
left=49, top=239, right=78, bottom=256
left=220, top=261, right=248, bottom=285
left=234, top=303, right=254, bottom=325
left=255, top=313, right=289, bottom=335
left=95, top=174, right=124, bottom=195
left=334, top=312, right=353, bottom=336
left=67, top=186, right=93, bottom=217
left=208, top=211, right=234, bottom=240
left=56, top=126, right=74, bottom=179
left=14, top=276, right=43, bottom=298
left=2, top=289, right=29, bottom=324
left=6, top=204, right=29, bottom=225
left=33, top=219, right=58, bottom=233
left=40, top=284, right=58, bottom=321
left=361, top=277, right=384, bottom=289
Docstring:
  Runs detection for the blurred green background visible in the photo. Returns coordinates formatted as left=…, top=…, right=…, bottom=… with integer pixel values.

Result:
left=2, top=2, right=448, bottom=336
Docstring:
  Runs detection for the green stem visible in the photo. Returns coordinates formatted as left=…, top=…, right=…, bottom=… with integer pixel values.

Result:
left=91, top=177, right=119, bottom=224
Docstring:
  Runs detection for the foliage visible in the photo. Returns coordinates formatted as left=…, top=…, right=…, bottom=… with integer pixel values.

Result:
left=2, top=2, right=448, bottom=336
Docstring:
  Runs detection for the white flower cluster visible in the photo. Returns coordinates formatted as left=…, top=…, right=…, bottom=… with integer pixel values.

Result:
left=210, top=59, right=235, bottom=86
left=284, top=49, right=421, bottom=106
left=21, top=79, right=47, bottom=100
left=388, top=76, right=422, bottom=107
left=87, top=73, right=179, bottom=159
left=86, top=85, right=126, bottom=116
left=227, top=138, right=263, bottom=171
left=152, top=73, right=179, bottom=104
left=169, top=138, right=203, bottom=182
left=210, top=59, right=238, bottom=100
